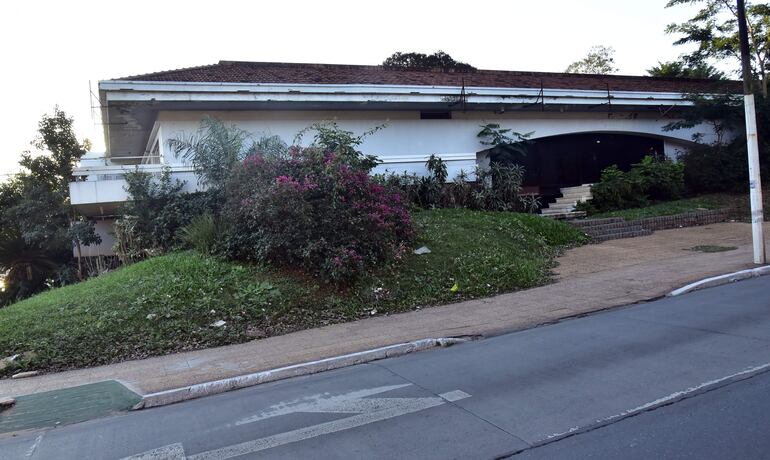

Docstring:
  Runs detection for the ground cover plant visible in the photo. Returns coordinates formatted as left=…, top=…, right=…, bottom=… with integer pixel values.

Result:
left=589, top=196, right=724, bottom=220
left=587, top=192, right=770, bottom=222
left=0, top=209, right=586, bottom=377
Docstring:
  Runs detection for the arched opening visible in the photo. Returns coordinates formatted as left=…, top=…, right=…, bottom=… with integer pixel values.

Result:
left=488, top=132, right=666, bottom=199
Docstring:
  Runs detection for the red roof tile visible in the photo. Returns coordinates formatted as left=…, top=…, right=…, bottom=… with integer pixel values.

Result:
left=117, top=61, right=739, bottom=94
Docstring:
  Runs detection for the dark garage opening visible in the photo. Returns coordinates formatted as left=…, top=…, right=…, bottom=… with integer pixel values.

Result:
left=489, top=132, right=664, bottom=199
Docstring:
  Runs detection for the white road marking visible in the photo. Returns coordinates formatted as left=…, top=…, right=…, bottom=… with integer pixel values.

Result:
left=439, top=390, right=472, bottom=402
left=545, top=362, right=770, bottom=441
left=123, top=384, right=471, bottom=460
left=234, top=383, right=411, bottom=425
left=25, top=433, right=44, bottom=458
left=121, top=443, right=186, bottom=460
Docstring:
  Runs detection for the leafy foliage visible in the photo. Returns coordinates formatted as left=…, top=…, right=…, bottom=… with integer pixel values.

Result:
left=0, top=108, right=97, bottom=305
left=647, top=60, right=726, bottom=79
left=382, top=51, right=476, bottom=71
left=168, top=116, right=258, bottom=189
left=179, top=213, right=222, bottom=255
left=565, top=45, right=618, bottom=74
left=294, top=121, right=383, bottom=171
left=633, top=155, right=686, bottom=201
left=665, top=0, right=770, bottom=95
left=477, top=123, right=532, bottom=163
left=679, top=141, right=761, bottom=193
left=114, top=168, right=216, bottom=263
left=587, top=156, right=685, bottom=212
left=381, top=161, right=537, bottom=212
left=664, top=91, right=770, bottom=194
left=224, top=146, right=414, bottom=282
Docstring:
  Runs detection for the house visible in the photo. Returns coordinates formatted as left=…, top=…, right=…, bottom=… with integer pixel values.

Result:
left=69, top=60, right=736, bottom=255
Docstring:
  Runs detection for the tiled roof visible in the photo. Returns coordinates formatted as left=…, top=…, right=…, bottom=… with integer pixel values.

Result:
left=117, top=61, right=738, bottom=93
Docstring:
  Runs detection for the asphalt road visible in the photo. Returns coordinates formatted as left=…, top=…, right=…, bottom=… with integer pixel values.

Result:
left=3, top=276, right=770, bottom=460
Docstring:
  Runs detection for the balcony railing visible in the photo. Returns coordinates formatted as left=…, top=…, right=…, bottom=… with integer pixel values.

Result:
left=70, top=160, right=200, bottom=213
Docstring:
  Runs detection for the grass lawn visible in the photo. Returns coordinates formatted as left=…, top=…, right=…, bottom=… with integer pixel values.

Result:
left=589, top=192, right=770, bottom=221
left=589, top=196, right=726, bottom=220
left=0, top=209, right=587, bottom=377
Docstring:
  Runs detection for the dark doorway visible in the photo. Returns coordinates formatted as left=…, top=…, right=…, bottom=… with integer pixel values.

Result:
left=490, top=132, right=664, bottom=198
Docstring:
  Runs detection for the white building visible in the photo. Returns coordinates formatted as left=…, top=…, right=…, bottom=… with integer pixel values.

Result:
left=70, top=60, right=736, bottom=255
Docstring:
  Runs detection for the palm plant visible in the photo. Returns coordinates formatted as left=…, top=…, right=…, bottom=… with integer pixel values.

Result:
left=0, top=233, right=59, bottom=305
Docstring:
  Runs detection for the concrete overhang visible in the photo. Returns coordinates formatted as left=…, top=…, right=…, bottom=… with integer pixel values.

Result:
left=97, top=80, right=702, bottom=161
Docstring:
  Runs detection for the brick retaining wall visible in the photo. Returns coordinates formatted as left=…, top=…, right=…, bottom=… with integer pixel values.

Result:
left=635, top=209, right=731, bottom=231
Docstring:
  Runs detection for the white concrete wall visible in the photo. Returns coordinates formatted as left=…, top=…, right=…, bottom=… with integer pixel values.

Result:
left=663, top=139, right=691, bottom=161
left=156, top=110, right=714, bottom=179
left=74, top=220, right=116, bottom=257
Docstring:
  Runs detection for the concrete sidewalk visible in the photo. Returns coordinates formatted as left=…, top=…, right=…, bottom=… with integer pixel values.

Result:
left=0, top=222, right=762, bottom=399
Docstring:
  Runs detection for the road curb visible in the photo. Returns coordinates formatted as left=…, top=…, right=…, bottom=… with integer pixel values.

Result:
left=668, top=265, right=770, bottom=297
left=134, top=337, right=469, bottom=410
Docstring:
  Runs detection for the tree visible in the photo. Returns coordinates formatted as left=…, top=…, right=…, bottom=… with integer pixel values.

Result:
left=168, top=115, right=255, bottom=189
left=647, top=60, right=726, bottom=79
left=382, top=51, right=476, bottom=71
left=0, top=108, right=98, bottom=305
left=666, top=0, right=770, bottom=96
left=565, top=45, right=618, bottom=74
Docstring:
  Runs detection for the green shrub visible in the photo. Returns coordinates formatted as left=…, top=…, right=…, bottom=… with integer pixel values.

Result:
left=588, top=156, right=685, bottom=212
left=179, top=213, right=221, bottom=255
left=115, top=169, right=218, bottom=262
left=679, top=142, right=758, bottom=194
left=584, top=165, right=647, bottom=212
left=381, top=160, right=536, bottom=212
left=633, top=155, right=685, bottom=201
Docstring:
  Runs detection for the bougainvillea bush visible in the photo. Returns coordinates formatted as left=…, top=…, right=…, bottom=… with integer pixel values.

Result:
left=224, top=146, right=414, bottom=282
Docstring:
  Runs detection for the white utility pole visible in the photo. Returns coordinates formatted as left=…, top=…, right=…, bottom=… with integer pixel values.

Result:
left=737, top=0, right=766, bottom=264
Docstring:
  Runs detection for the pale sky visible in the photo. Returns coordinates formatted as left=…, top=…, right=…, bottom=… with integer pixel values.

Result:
left=0, top=0, right=706, bottom=178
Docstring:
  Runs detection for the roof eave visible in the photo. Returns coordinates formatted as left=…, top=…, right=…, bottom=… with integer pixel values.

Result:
left=98, top=80, right=701, bottom=108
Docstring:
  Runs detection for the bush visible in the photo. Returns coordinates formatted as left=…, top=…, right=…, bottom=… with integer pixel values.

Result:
left=224, top=147, right=414, bottom=282
left=588, top=156, right=685, bottom=212
left=380, top=159, right=537, bottom=212
left=633, top=155, right=685, bottom=201
left=179, top=213, right=222, bottom=255
left=589, top=165, right=647, bottom=212
left=115, top=169, right=217, bottom=262
left=679, top=141, right=759, bottom=194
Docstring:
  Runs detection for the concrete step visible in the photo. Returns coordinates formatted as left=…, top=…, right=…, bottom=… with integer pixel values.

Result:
left=557, top=194, right=592, bottom=201
left=540, top=210, right=587, bottom=220
left=548, top=203, right=579, bottom=210
left=559, top=188, right=592, bottom=194
left=560, top=184, right=593, bottom=193
left=551, top=199, right=587, bottom=206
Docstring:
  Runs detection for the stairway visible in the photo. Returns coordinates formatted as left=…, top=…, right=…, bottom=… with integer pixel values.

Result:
left=540, top=184, right=593, bottom=219
left=570, top=217, right=654, bottom=243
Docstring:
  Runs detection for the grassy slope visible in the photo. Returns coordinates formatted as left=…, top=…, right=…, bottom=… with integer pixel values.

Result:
left=0, top=209, right=586, bottom=376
